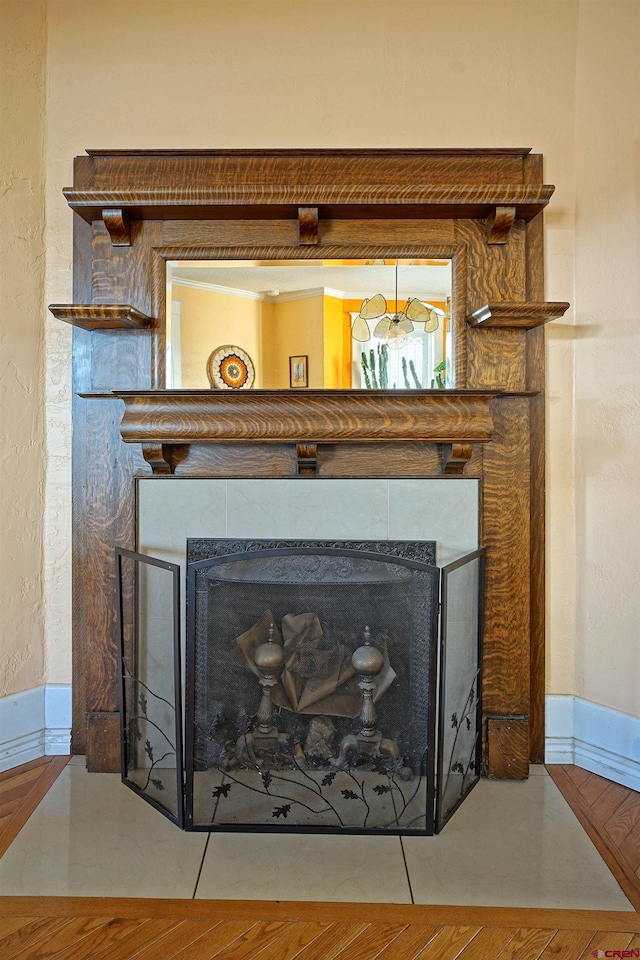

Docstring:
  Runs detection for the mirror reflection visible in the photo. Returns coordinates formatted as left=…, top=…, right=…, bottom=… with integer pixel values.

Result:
left=166, top=259, right=452, bottom=390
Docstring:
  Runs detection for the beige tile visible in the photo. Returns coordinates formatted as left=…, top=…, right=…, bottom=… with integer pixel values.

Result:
left=67, top=754, right=86, bottom=766
left=137, top=478, right=227, bottom=567
left=528, top=764, right=549, bottom=775
left=196, top=831, right=411, bottom=902
left=404, top=776, right=634, bottom=910
left=226, top=479, right=388, bottom=540
left=0, top=760, right=631, bottom=909
left=388, top=478, right=479, bottom=565
left=0, top=766, right=206, bottom=898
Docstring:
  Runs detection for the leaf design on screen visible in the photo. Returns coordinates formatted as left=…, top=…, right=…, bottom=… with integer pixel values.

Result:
left=372, top=756, right=388, bottom=775
left=236, top=712, right=251, bottom=736
left=321, top=772, right=336, bottom=787
left=145, top=739, right=153, bottom=762
left=212, top=783, right=232, bottom=799
left=139, top=693, right=147, bottom=716
left=261, top=770, right=272, bottom=790
left=211, top=742, right=228, bottom=768
left=272, top=804, right=291, bottom=819
left=451, top=712, right=458, bottom=729
left=151, top=778, right=164, bottom=791
left=373, top=784, right=391, bottom=795
left=341, top=789, right=360, bottom=801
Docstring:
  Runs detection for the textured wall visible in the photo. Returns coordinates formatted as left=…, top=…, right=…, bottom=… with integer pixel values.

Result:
left=572, top=2, right=640, bottom=716
left=0, top=0, right=47, bottom=697
left=33, top=1, right=638, bottom=719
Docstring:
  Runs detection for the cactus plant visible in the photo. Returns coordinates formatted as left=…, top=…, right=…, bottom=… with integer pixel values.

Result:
left=361, top=351, right=372, bottom=389
left=401, top=357, right=411, bottom=389
left=432, top=360, right=448, bottom=389
left=361, top=344, right=390, bottom=389
left=377, top=343, right=389, bottom=389
left=368, top=349, right=379, bottom=389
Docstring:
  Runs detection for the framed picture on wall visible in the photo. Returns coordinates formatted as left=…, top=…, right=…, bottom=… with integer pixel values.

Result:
left=289, top=355, right=308, bottom=388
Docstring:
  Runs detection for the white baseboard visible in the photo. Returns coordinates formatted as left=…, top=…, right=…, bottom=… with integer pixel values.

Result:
left=546, top=695, right=640, bottom=793
left=0, top=685, right=72, bottom=773
left=3, top=687, right=637, bottom=791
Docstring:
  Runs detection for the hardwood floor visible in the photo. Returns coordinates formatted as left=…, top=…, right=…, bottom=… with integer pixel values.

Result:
left=0, top=756, right=69, bottom=859
left=0, top=899, right=639, bottom=960
left=547, top=765, right=640, bottom=911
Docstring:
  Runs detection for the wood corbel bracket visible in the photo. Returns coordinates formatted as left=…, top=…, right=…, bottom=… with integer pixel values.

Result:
left=296, top=443, right=318, bottom=475
left=141, top=443, right=188, bottom=475
left=102, top=207, right=131, bottom=246
left=441, top=443, right=474, bottom=476
left=486, top=205, right=516, bottom=245
left=298, top=206, right=319, bottom=245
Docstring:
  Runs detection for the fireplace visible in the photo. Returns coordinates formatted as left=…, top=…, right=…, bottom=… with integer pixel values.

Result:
left=117, top=535, right=483, bottom=835
left=56, top=148, right=565, bottom=788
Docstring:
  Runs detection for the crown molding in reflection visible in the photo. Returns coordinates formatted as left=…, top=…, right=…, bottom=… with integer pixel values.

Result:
left=171, top=277, right=348, bottom=303
left=171, top=277, right=266, bottom=301
left=171, top=277, right=451, bottom=305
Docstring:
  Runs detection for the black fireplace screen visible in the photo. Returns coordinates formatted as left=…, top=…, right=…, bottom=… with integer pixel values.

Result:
left=116, top=549, right=184, bottom=827
left=117, top=541, right=483, bottom=835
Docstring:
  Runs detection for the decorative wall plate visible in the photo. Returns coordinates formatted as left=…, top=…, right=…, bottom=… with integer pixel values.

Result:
left=207, top=344, right=255, bottom=389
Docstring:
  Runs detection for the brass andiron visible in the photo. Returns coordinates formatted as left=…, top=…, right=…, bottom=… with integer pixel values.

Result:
left=253, top=623, right=285, bottom=746
left=334, top=626, right=400, bottom=769
left=236, top=623, right=289, bottom=762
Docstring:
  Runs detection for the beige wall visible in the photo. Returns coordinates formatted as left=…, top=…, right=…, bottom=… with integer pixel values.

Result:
left=0, top=0, right=47, bottom=697
left=272, top=295, right=324, bottom=389
left=572, top=2, right=640, bottom=717
left=3, top=0, right=634, bottom=720
left=323, top=295, right=350, bottom=389
left=173, top=285, right=272, bottom=389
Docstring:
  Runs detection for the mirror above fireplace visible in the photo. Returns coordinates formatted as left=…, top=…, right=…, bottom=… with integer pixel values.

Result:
left=166, top=258, right=452, bottom=390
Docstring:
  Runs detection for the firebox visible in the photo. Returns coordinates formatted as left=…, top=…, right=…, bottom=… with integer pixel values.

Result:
left=116, top=539, right=483, bottom=835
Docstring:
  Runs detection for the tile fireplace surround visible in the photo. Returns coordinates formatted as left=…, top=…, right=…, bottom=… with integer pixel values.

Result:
left=137, top=478, right=479, bottom=568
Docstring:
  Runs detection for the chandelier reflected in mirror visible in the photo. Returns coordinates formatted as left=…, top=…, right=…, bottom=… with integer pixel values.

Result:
left=352, top=260, right=445, bottom=350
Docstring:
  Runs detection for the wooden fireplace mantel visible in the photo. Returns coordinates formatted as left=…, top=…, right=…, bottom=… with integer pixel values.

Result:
left=113, top=389, right=507, bottom=444
left=58, top=146, right=566, bottom=778
left=106, top=388, right=526, bottom=477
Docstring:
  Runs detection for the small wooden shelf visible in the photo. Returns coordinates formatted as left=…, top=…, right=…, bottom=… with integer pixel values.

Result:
left=467, top=302, right=570, bottom=329
left=49, top=304, right=153, bottom=331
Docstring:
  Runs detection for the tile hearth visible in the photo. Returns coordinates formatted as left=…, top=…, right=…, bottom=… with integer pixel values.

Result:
left=0, top=763, right=632, bottom=909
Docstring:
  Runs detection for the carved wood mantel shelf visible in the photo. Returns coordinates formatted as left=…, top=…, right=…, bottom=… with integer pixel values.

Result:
left=115, top=389, right=500, bottom=443
left=103, top=389, right=532, bottom=475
